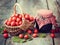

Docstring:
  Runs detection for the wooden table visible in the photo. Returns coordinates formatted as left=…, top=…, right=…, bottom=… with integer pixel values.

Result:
left=0, top=33, right=60, bottom=45
left=5, top=33, right=60, bottom=45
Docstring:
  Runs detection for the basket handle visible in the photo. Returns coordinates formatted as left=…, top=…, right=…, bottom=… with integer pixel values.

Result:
left=13, top=3, right=24, bottom=16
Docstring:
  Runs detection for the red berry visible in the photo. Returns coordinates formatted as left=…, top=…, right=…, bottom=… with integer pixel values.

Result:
left=24, top=14, right=30, bottom=20
left=32, top=33, right=38, bottom=38
left=27, top=30, right=32, bottom=34
left=3, top=33, right=8, bottom=39
left=12, top=16, right=17, bottom=21
left=16, top=18, right=21, bottom=22
left=19, top=34, right=24, bottom=39
left=14, top=14, right=19, bottom=18
left=18, top=14, right=22, bottom=19
left=7, top=21, right=11, bottom=26
left=29, top=16, right=34, bottom=21
left=11, top=21, right=16, bottom=26
left=50, top=33, right=55, bottom=38
left=16, top=22, right=19, bottom=26
left=34, top=29, right=38, bottom=33
left=19, top=21, right=22, bottom=25
left=3, top=29, right=8, bottom=33
left=24, top=35, right=29, bottom=39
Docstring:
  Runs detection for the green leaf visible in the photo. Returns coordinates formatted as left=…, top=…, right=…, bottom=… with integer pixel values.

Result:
left=0, top=28, right=4, bottom=30
left=12, top=36, right=24, bottom=43
left=0, top=28, right=4, bottom=34
left=39, top=33, right=46, bottom=38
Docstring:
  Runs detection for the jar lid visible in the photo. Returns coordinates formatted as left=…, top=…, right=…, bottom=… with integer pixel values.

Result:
left=37, top=9, right=53, bottom=18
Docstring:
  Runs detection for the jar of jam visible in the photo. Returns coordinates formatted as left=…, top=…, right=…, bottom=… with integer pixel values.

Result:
left=35, top=9, right=57, bottom=33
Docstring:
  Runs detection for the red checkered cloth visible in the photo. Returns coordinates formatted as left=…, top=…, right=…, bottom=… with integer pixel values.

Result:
left=36, top=9, right=57, bottom=29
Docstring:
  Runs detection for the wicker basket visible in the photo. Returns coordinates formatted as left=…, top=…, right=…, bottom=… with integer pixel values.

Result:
left=4, top=25, right=23, bottom=36
left=4, top=3, right=35, bottom=36
left=4, top=3, right=24, bottom=36
left=19, top=18, right=35, bottom=31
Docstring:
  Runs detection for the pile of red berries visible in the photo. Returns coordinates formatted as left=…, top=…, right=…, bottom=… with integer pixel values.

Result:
left=3, top=29, right=8, bottom=39
left=5, top=13, right=34, bottom=26
left=19, top=29, right=38, bottom=39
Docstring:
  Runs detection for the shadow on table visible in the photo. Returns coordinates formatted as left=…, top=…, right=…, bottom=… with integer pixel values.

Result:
left=0, top=34, right=5, bottom=45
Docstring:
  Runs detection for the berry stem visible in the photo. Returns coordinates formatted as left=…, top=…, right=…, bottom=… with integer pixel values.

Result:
left=52, top=38, right=55, bottom=45
left=4, top=39, right=7, bottom=45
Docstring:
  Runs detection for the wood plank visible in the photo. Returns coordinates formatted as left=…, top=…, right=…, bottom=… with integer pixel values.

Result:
left=6, top=34, right=53, bottom=45
left=56, top=0, right=60, bottom=26
left=55, top=33, right=60, bottom=45
left=6, top=37, right=53, bottom=45
left=56, top=0, right=60, bottom=19
left=0, top=0, right=15, bottom=27
left=55, top=38, right=60, bottom=45
left=47, top=0, right=60, bottom=23
left=17, top=0, right=47, bottom=17
left=6, top=33, right=60, bottom=45
left=0, top=34, right=5, bottom=45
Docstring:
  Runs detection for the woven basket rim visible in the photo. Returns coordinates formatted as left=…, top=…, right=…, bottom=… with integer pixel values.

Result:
left=4, top=23, right=22, bottom=28
left=4, top=19, right=35, bottom=28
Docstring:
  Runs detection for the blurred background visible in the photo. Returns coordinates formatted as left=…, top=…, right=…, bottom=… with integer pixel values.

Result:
left=0, top=0, right=60, bottom=27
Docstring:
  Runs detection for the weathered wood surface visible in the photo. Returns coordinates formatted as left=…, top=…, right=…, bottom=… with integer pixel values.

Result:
left=0, top=33, right=60, bottom=45
left=17, top=0, right=47, bottom=17
left=0, top=34, right=5, bottom=45
left=6, top=33, right=60, bottom=45
left=11, top=38, right=52, bottom=45
left=0, top=0, right=15, bottom=27
left=55, top=38, right=60, bottom=45
left=47, top=0, right=60, bottom=23
left=56, top=0, right=60, bottom=23
left=6, top=34, right=53, bottom=45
